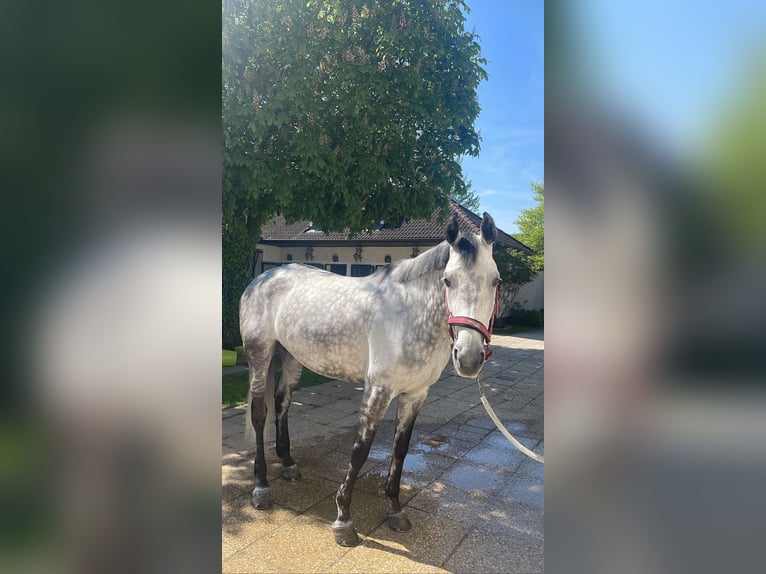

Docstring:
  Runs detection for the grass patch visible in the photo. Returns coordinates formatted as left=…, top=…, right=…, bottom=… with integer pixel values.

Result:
left=493, top=324, right=539, bottom=336
left=222, top=372, right=248, bottom=410
left=222, top=367, right=334, bottom=409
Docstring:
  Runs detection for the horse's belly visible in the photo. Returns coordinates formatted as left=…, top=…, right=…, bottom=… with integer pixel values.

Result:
left=277, top=319, right=369, bottom=383
left=290, top=346, right=367, bottom=384
left=269, top=278, right=374, bottom=382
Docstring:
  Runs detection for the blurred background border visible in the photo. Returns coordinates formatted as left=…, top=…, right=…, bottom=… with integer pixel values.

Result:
left=2, top=1, right=766, bottom=573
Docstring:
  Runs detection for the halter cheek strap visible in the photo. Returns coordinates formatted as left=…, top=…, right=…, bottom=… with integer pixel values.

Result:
left=444, top=286, right=499, bottom=361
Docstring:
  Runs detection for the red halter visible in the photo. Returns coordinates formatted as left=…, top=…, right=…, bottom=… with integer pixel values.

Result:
left=444, top=286, right=499, bottom=362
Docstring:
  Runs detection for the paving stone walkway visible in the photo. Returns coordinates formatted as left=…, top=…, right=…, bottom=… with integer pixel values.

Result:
left=222, top=330, right=544, bottom=573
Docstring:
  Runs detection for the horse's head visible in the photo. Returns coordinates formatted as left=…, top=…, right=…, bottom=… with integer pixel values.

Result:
left=443, top=212, right=500, bottom=378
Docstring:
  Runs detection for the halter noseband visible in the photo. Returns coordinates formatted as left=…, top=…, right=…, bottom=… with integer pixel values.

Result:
left=444, top=286, right=499, bottom=362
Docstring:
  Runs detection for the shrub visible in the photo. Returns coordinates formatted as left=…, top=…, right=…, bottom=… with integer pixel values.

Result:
left=506, top=306, right=544, bottom=327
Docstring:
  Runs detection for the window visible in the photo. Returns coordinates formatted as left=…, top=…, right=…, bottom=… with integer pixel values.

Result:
left=351, top=264, right=374, bottom=277
left=261, top=262, right=281, bottom=273
left=327, top=264, right=347, bottom=275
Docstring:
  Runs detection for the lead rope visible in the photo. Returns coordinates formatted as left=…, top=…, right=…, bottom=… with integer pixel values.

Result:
left=475, top=373, right=544, bottom=464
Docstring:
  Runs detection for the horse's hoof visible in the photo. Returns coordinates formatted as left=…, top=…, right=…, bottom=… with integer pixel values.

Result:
left=281, top=464, right=302, bottom=481
left=332, top=520, right=360, bottom=547
left=251, top=486, right=272, bottom=510
left=386, top=511, right=412, bottom=532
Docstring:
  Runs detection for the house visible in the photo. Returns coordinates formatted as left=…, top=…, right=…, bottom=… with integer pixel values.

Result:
left=256, top=200, right=542, bottom=310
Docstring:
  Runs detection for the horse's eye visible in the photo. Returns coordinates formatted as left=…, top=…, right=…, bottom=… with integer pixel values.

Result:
left=492, top=276, right=501, bottom=287
left=443, top=277, right=451, bottom=288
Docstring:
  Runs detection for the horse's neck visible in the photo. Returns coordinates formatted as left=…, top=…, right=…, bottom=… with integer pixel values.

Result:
left=389, top=242, right=449, bottom=326
left=407, top=271, right=447, bottom=321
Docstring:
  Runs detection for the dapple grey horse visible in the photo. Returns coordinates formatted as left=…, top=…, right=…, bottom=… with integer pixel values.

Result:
left=240, top=213, right=500, bottom=546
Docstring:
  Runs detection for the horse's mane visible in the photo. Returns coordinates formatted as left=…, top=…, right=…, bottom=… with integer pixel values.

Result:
left=375, top=242, right=451, bottom=283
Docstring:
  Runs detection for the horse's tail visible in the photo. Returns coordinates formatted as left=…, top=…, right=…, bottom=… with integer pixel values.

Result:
left=244, top=352, right=277, bottom=446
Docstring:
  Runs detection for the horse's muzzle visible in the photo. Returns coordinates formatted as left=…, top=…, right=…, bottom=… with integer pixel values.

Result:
left=452, top=342, right=485, bottom=378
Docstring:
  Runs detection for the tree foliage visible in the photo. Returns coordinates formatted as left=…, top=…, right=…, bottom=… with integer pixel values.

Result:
left=493, top=243, right=536, bottom=316
left=703, top=64, right=766, bottom=254
left=223, top=0, right=486, bottom=234
left=493, top=180, right=543, bottom=317
left=222, top=0, right=487, bottom=346
left=514, top=180, right=544, bottom=272
left=449, top=178, right=480, bottom=212
left=222, top=216, right=258, bottom=348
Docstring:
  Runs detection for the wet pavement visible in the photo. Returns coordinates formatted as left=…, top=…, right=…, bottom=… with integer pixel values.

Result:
left=222, top=330, right=544, bottom=573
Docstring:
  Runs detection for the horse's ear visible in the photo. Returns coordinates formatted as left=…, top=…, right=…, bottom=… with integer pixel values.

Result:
left=445, top=215, right=460, bottom=245
left=480, top=212, right=497, bottom=244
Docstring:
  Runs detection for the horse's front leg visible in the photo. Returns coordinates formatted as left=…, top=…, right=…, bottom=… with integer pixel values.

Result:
left=385, top=389, right=428, bottom=531
left=333, top=384, right=392, bottom=547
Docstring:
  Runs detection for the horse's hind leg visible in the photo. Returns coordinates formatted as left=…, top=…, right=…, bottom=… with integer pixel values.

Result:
left=275, top=346, right=302, bottom=481
left=333, top=384, right=393, bottom=546
left=247, top=342, right=276, bottom=509
left=385, top=390, right=428, bottom=531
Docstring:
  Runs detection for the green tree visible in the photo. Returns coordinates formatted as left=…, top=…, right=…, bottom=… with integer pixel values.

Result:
left=222, top=0, right=487, bottom=346
left=514, top=180, right=544, bottom=272
left=492, top=244, right=536, bottom=316
left=449, top=178, right=480, bottom=212
left=703, top=63, right=766, bottom=254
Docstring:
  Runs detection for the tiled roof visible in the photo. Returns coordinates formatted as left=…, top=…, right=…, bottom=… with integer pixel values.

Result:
left=259, top=200, right=533, bottom=253
left=448, top=201, right=531, bottom=252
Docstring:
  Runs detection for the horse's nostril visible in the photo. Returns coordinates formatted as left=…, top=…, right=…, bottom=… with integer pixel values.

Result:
left=452, top=347, right=459, bottom=361
left=480, top=351, right=485, bottom=363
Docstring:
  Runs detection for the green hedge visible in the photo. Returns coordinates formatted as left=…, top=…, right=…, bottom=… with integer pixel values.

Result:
left=506, top=308, right=544, bottom=327
left=222, top=213, right=258, bottom=349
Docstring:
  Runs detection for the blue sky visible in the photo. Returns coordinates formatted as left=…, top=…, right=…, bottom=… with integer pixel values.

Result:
left=569, top=0, right=766, bottom=158
left=460, top=2, right=544, bottom=235
left=569, top=0, right=766, bottom=155
left=454, top=2, right=766, bottom=235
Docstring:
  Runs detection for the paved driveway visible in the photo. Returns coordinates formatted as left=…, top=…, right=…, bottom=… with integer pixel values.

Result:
left=222, top=331, right=543, bottom=573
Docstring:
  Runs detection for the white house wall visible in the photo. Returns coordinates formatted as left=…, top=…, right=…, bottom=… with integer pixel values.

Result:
left=255, top=243, right=434, bottom=275
left=514, top=271, right=544, bottom=311
left=255, top=242, right=544, bottom=311
left=258, top=245, right=281, bottom=263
